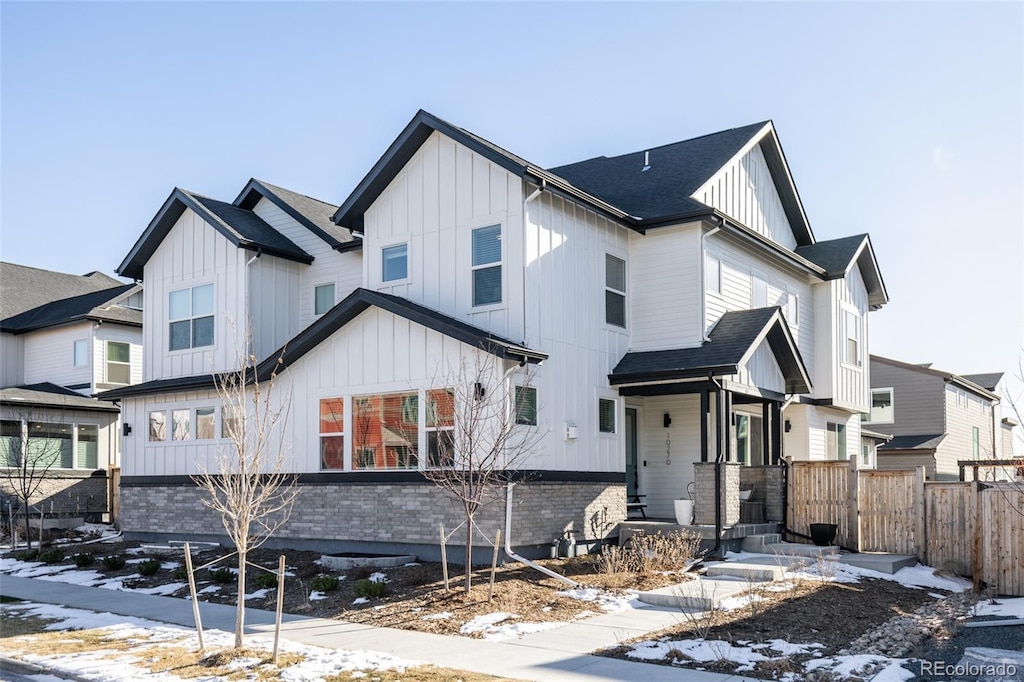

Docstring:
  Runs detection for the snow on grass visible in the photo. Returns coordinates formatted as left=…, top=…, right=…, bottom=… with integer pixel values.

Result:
left=132, top=582, right=186, bottom=596
left=352, top=597, right=370, bottom=605
left=244, top=588, right=273, bottom=600
left=2, top=600, right=423, bottom=680
left=459, top=612, right=565, bottom=641
left=421, top=611, right=453, bottom=620
left=805, top=654, right=913, bottom=681
left=973, top=597, right=1024, bottom=618
left=556, top=587, right=637, bottom=612
left=309, top=591, right=327, bottom=601
left=719, top=592, right=770, bottom=611
left=626, top=637, right=827, bottom=673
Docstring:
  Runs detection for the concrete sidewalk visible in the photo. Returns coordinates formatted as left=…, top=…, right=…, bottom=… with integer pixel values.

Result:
left=0, top=574, right=757, bottom=681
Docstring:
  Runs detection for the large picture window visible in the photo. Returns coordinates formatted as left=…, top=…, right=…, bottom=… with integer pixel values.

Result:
left=352, top=392, right=419, bottom=469
left=472, top=225, right=502, bottom=306
left=28, top=422, right=72, bottom=469
left=1, top=420, right=22, bottom=467
left=169, top=284, right=214, bottom=351
left=319, top=397, right=345, bottom=470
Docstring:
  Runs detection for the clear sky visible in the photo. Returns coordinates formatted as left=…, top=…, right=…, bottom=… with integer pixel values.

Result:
left=2, top=2, right=1022, bottom=409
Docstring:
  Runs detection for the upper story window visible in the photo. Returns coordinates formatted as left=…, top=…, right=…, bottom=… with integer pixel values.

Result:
left=786, top=293, right=799, bottom=326
left=865, top=388, right=894, bottom=424
left=605, top=254, right=626, bottom=328
left=705, top=254, right=722, bottom=294
left=382, top=243, right=408, bottom=282
left=106, top=341, right=131, bottom=385
left=471, top=225, right=502, bottom=306
left=73, top=339, right=89, bottom=368
left=844, top=310, right=861, bottom=366
left=169, top=284, right=214, bottom=351
left=314, top=283, right=335, bottom=316
left=972, top=426, right=980, bottom=458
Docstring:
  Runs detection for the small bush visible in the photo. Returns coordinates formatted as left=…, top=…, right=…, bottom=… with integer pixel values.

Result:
left=172, top=566, right=189, bottom=581
left=209, top=567, right=235, bottom=584
left=629, top=530, right=703, bottom=575
left=101, top=555, right=126, bottom=570
left=15, top=549, right=39, bottom=562
left=73, top=553, right=94, bottom=568
left=255, top=570, right=279, bottom=590
left=311, top=574, right=339, bottom=593
left=39, top=549, right=64, bottom=565
left=137, top=558, right=161, bottom=576
left=353, top=578, right=386, bottom=598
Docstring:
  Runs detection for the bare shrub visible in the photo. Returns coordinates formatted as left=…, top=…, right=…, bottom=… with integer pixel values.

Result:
left=630, top=530, right=703, bottom=575
left=597, top=544, right=637, bottom=575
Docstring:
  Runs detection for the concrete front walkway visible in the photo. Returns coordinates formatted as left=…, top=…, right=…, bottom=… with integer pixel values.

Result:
left=0, top=575, right=757, bottom=681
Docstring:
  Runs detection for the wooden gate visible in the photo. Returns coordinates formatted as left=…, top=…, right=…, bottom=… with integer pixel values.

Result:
left=108, top=467, right=120, bottom=525
left=855, top=469, right=922, bottom=555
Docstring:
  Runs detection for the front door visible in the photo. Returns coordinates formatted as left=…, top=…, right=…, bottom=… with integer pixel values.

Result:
left=626, top=408, right=639, bottom=499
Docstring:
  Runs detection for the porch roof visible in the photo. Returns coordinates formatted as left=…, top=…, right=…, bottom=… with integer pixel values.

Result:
left=609, top=307, right=811, bottom=394
left=878, top=433, right=946, bottom=451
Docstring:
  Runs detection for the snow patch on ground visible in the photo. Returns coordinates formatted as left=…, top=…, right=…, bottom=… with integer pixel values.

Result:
left=244, top=588, right=272, bottom=600
left=368, top=571, right=389, bottom=583
left=309, top=591, right=327, bottom=601
left=459, top=612, right=565, bottom=641
left=352, top=597, right=370, bottom=605
left=806, top=654, right=913, bottom=681
left=557, top=587, right=636, bottom=612
left=421, top=611, right=452, bottom=620
left=973, top=597, right=1024, bottom=618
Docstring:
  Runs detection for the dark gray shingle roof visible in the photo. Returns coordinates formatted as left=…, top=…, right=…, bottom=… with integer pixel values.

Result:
left=0, top=383, right=120, bottom=413
left=2, top=283, right=141, bottom=333
left=99, top=288, right=546, bottom=400
left=189, top=192, right=312, bottom=261
left=610, top=307, right=811, bottom=394
left=549, top=122, right=768, bottom=222
left=879, top=434, right=946, bottom=451
left=794, top=235, right=868, bottom=278
left=962, top=373, right=1003, bottom=392
left=236, top=180, right=359, bottom=251
left=1, top=263, right=124, bottom=319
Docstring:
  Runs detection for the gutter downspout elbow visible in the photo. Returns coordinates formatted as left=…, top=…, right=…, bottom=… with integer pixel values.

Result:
left=504, top=483, right=577, bottom=587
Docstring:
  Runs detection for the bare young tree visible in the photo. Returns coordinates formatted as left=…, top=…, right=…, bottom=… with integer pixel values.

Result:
left=1, top=407, right=71, bottom=549
left=192, top=348, right=299, bottom=649
left=423, top=351, right=542, bottom=595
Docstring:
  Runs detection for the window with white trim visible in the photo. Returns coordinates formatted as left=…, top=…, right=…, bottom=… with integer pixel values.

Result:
left=1, top=421, right=99, bottom=470
left=972, top=426, right=980, bottom=458
left=844, top=310, right=861, bottom=366
left=514, top=386, right=537, bottom=426
left=866, top=388, right=894, bottom=424
left=169, top=284, right=214, bottom=351
left=73, top=339, right=89, bottom=368
left=426, top=388, right=455, bottom=468
left=171, top=409, right=191, bottom=441
left=605, top=254, right=626, bottom=328
left=319, top=397, right=345, bottom=470
left=106, top=341, right=131, bottom=385
left=598, top=398, right=616, bottom=434
left=221, top=406, right=240, bottom=440
left=827, top=422, right=847, bottom=460
left=148, top=411, right=167, bottom=442
left=787, top=293, right=799, bottom=326
left=352, top=392, right=419, bottom=469
left=195, top=407, right=215, bottom=440
left=314, top=283, right=335, bottom=316
left=705, top=253, right=721, bottom=294
left=471, top=225, right=502, bottom=306
left=382, top=243, right=408, bottom=282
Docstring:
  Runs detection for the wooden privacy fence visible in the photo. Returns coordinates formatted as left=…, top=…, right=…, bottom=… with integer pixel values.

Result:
left=787, top=458, right=1024, bottom=596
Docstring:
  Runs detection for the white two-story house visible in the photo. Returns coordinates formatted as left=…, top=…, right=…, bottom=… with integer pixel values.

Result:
left=1, top=262, right=143, bottom=523
left=102, top=112, right=888, bottom=558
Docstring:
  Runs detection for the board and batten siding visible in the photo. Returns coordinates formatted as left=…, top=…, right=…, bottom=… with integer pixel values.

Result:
left=867, top=360, right=945, bottom=436
left=122, top=389, right=226, bottom=477
left=93, top=325, right=143, bottom=388
left=362, top=131, right=525, bottom=342
left=628, top=223, right=703, bottom=351
left=936, top=386, right=995, bottom=476
left=704, top=234, right=815, bottom=383
left=0, top=333, right=25, bottom=387
left=831, top=266, right=870, bottom=411
left=735, top=339, right=786, bottom=394
left=634, top=395, right=701, bottom=518
left=247, top=256, right=301, bottom=363
left=524, top=192, right=632, bottom=474
left=250, top=197, right=363, bottom=329
left=142, top=209, right=249, bottom=380
left=696, top=141, right=798, bottom=250
left=785, top=404, right=860, bottom=461
left=23, top=322, right=94, bottom=389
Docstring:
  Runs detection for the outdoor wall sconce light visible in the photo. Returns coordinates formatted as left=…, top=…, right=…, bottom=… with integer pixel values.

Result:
left=663, top=413, right=672, bottom=428
left=122, top=423, right=132, bottom=436
left=784, top=420, right=792, bottom=433
left=474, top=382, right=485, bottom=400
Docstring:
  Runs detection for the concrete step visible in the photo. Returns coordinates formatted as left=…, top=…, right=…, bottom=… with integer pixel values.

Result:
left=839, top=553, right=917, bottom=574
left=760, top=541, right=839, bottom=559
left=740, top=533, right=782, bottom=552
left=705, top=562, right=788, bottom=582
left=637, top=576, right=750, bottom=610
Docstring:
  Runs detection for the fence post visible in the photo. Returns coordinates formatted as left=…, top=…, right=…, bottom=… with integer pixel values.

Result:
left=847, top=456, right=859, bottom=551
left=914, top=467, right=926, bottom=563
left=971, top=480, right=983, bottom=593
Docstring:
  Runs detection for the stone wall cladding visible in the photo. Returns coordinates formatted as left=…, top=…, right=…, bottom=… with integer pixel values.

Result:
left=738, top=466, right=785, bottom=522
left=693, top=462, right=740, bottom=526
left=0, top=470, right=108, bottom=518
left=122, top=480, right=626, bottom=553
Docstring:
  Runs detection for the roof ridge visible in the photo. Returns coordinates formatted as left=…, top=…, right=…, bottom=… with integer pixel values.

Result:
left=255, top=179, right=339, bottom=209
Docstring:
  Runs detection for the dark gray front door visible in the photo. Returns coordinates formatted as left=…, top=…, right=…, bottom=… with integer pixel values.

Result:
left=626, top=408, right=639, bottom=499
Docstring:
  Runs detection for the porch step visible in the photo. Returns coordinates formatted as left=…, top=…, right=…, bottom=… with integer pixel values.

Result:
left=706, top=559, right=806, bottom=582
left=741, top=534, right=839, bottom=559
left=740, top=533, right=783, bottom=552
left=839, top=553, right=918, bottom=575
left=637, top=575, right=752, bottom=610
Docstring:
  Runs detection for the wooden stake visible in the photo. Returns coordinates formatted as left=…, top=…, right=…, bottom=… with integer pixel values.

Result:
left=272, top=555, right=285, bottom=663
left=184, top=542, right=204, bottom=651
left=488, top=530, right=501, bottom=602
left=440, top=524, right=449, bottom=592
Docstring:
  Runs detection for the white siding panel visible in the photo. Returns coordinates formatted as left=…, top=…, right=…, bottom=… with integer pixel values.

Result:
left=628, top=224, right=703, bottom=350
left=248, top=255, right=301, bottom=362
left=94, top=324, right=144, bottom=388
left=23, top=322, right=94, bottom=388
left=698, top=143, right=798, bottom=249
left=832, top=265, right=870, bottom=410
left=636, top=396, right=701, bottom=519
left=0, top=333, right=25, bottom=387
left=738, top=339, right=785, bottom=394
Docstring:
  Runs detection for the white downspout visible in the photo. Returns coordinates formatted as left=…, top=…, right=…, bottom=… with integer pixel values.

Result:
left=504, top=482, right=577, bottom=587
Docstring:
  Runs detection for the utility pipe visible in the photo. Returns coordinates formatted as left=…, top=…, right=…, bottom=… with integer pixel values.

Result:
left=504, top=482, right=577, bottom=587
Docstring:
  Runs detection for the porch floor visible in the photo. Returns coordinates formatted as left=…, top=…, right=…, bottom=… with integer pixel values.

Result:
left=618, top=519, right=780, bottom=545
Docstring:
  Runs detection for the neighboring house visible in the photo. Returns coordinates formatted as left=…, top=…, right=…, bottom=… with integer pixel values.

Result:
left=102, top=111, right=888, bottom=557
left=0, top=263, right=143, bottom=522
left=868, top=355, right=1012, bottom=480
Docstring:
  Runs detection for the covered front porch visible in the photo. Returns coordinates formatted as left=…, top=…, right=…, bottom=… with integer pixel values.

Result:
left=611, top=307, right=811, bottom=539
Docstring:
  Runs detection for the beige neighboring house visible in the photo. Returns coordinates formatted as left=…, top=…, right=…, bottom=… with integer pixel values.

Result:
left=867, top=355, right=1015, bottom=481
left=0, top=262, right=143, bottom=525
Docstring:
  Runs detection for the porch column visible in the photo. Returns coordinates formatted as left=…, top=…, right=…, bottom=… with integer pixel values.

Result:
left=700, top=389, right=710, bottom=463
left=770, top=400, right=783, bottom=465
left=694, top=462, right=741, bottom=526
left=762, top=401, right=772, bottom=466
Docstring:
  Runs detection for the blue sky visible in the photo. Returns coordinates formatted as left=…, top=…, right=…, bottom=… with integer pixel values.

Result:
left=2, top=2, right=1022, bottom=406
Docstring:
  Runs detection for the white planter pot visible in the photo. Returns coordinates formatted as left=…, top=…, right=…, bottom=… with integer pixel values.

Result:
left=674, top=499, right=694, bottom=525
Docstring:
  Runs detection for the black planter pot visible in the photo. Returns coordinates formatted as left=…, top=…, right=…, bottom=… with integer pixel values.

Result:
left=809, top=523, right=838, bottom=547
